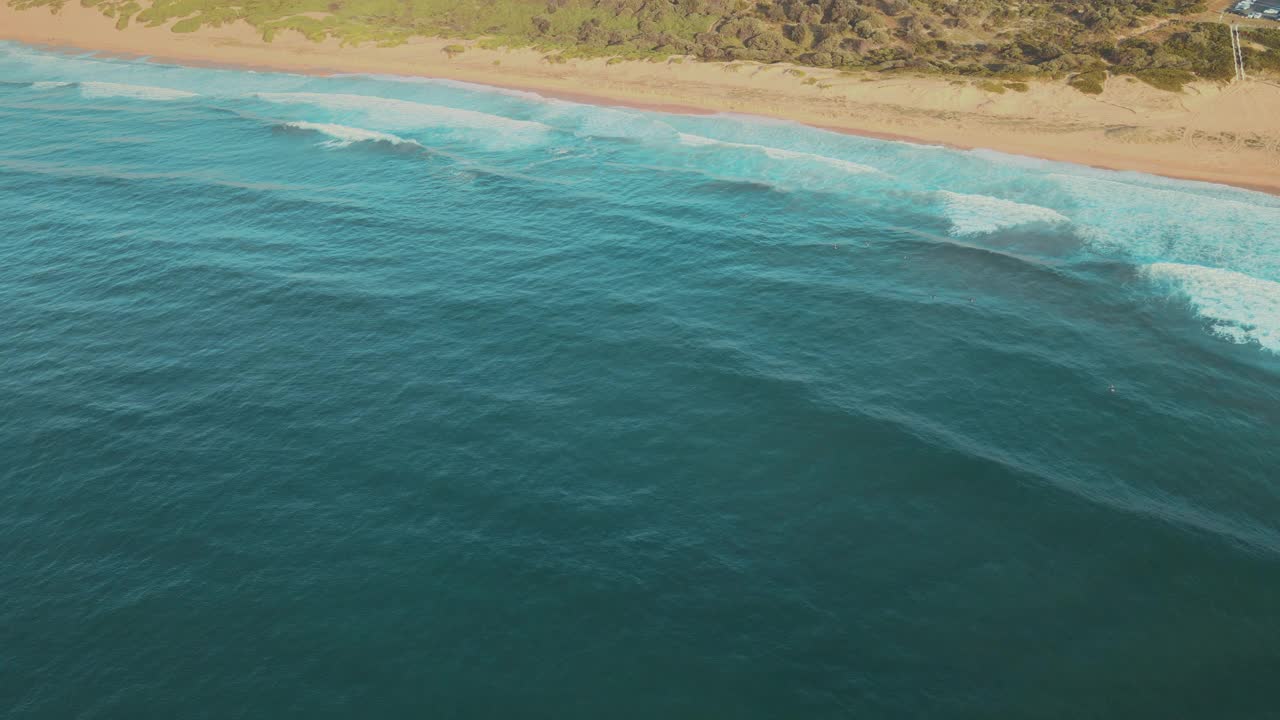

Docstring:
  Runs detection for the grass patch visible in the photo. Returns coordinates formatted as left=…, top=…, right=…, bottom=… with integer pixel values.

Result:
left=1068, top=69, right=1106, bottom=95
left=1134, top=68, right=1194, bottom=92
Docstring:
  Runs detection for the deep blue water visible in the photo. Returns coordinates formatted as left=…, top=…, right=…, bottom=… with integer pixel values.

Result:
left=2, top=43, right=1280, bottom=719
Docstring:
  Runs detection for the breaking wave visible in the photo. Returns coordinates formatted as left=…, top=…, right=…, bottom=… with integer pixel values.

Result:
left=279, top=121, right=421, bottom=149
left=936, top=191, right=1071, bottom=236
left=1144, top=263, right=1280, bottom=354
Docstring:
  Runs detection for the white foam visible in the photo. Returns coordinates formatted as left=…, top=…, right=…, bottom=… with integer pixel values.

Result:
left=567, top=107, right=680, bottom=142
left=281, top=121, right=420, bottom=149
left=677, top=133, right=880, bottom=174
left=255, top=92, right=548, bottom=144
left=1052, top=173, right=1280, bottom=280
left=31, top=81, right=71, bottom=90
left=936, top=191, right=1070, bottom=236
left=1145, top=263, right=1280, bottom=354
left=356, top=75, right=550, bottom=102
left=79, top=81, right=199, bottom=101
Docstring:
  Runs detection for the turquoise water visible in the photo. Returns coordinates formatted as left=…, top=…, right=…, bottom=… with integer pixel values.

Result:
left=2, top=42, right=1279, bottom=718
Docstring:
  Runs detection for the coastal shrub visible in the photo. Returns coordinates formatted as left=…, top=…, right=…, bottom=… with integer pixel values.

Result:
left=1134, top=67, right=1194, bottom=92
left=1163, top=26, right=1234, bottom=81
left=1246, top=28, right=1280, bottom=51
left=1245, top=48, right=1280, bottom=73
left=1068, top=69, right=1106, bottom=94
left=977, top=79, right=1006, bottom=93
left=1003, top=81, right=1029, bottom=92
left=28, top=0, right=1256, bottom=84
left=442, top=44, right=466, bottom=57
left=113, top=1, right=137, bottom=28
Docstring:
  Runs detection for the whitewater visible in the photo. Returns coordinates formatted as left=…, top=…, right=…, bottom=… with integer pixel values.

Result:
left=2, top=41, right=1278, bottom=720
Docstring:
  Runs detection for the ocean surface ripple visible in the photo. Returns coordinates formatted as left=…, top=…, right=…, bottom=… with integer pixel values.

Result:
left=2, top=43, right=1279, bottom=719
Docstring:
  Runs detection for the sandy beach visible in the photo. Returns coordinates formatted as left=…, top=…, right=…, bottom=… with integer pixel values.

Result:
left=3, top=2, right=1279, bottom=194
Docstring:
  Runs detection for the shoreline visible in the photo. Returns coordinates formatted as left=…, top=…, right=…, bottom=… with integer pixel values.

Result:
left=3, top=3, right=1279, bottom=195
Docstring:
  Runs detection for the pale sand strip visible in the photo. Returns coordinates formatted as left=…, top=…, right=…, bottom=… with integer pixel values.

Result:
left=3, top=2, right=1279, bottom=194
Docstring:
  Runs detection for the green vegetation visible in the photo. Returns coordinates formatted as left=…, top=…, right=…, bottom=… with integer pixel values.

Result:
left=1134, top=67, right=1195, bottom=92
left=1242, top=27, right=1280, bottom=73
left=1069, top=69, right=1107, bottom=94
left=442, top=44, right=465, bottom=57
left=9, top=0, right=1267, bottom=89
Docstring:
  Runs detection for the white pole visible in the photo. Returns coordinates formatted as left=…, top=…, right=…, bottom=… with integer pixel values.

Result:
left=1230, top=24, right=1245, bottom=83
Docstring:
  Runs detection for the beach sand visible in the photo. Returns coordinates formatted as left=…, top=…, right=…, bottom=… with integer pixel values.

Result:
left=3, top=2, right=1279, bottom=194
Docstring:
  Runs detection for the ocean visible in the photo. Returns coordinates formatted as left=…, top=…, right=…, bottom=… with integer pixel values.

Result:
left=1, top=42, right=1278, bottom=718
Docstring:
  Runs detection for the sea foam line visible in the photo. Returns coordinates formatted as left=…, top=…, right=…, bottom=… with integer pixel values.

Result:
left=79, top=81, right=199, bottom=101
left=677, top=133, right=881, bottom=174
left=255, top=92, right=548, bottom=135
